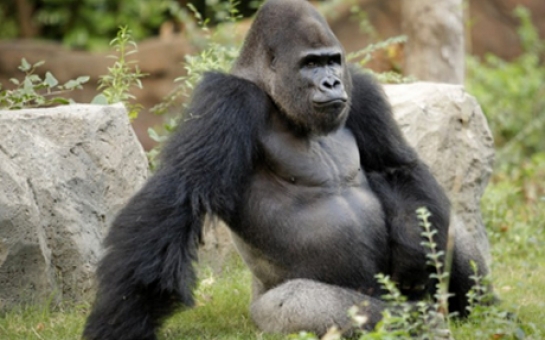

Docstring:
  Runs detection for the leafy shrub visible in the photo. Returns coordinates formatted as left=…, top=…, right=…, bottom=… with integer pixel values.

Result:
left=0, top=59, right=88, bottom=109
left=466, top=6, right=545, bottom=168
left=146, top=1, right=242, bottom=169
left=92, top=26, right=146, bottom=120
left=0, top=26, right=145, bottom=119
left=468, top=6, right=545, bottom=222
left=0, top=0, right=185, bottom=50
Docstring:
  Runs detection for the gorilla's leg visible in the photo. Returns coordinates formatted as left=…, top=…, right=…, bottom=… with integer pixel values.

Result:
left=250, top=279, right=385, bottom=336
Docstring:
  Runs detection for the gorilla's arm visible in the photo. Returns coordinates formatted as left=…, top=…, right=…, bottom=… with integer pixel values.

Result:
left=83, top=72, right=269, bottom=340
left=345, top=69, right=451, bottom=298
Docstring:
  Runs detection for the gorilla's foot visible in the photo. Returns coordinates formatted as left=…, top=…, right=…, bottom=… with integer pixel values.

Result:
left=250, top=279, right=385, bottom=336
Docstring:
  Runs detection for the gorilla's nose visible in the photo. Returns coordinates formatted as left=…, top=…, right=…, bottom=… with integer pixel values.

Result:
left=316, top=76, right=347, bottom=104
left=320, top=76, right=341, bottom=91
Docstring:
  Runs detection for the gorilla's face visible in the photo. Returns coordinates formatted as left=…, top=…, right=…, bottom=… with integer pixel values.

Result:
left=271, top=45, right=350, bottom=135
left=233, top=0, right=352, bottom=135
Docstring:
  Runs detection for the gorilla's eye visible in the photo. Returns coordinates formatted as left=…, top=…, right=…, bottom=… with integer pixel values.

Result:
left=301, top=54, right=341, bottom=69
left=328, top=54, right=342, bottom=66
left=302, top=56, right=320, bottom=68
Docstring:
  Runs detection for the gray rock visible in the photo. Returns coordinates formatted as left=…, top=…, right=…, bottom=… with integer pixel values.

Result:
left=385, top=82, right=495, bottom=264
left=0, top=104, right=148, bottom=310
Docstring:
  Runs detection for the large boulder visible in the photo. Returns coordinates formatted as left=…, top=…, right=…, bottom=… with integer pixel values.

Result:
left=385, top=82, right=495, bottom=265
left=0, top=104, right=148, bottom=310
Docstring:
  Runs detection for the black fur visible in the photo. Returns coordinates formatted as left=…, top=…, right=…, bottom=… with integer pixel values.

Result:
left=346, top=70, right=451, bottom=299
left=83, top=73, right=270, bottom=340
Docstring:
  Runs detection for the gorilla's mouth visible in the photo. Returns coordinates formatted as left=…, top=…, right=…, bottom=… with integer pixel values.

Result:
left=311, top=98, right=349, bottom=132
left=313, top=99, right=348, bottom=118
left=313, top=98, right=347, bottom=109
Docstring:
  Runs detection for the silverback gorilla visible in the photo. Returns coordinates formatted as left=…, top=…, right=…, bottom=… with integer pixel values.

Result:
left=83, top=0, right=489, bottom=338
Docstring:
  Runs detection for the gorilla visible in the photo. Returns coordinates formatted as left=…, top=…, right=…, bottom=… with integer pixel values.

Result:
left=83, top=0, right=490, bottom=339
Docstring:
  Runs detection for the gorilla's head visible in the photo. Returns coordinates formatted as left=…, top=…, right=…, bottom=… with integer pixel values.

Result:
left=232, top=0, right=352, bottom=135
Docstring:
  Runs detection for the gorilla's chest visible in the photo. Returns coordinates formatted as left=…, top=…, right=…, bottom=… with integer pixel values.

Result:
left=233, top=120, right=387, bottom=290
left=260, top=124, right=362, bottom=188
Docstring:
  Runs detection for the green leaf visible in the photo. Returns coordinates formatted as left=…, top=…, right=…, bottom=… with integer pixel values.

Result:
left=63, top=80, right=81, bottom=90
left=33, top=60, right=45, bottom=68
left=51, top=97, right=70, bottom=105
left=19, top=58, right=31, bottom=72
left=23, top=77, right=34, bottom=92
left=148, top=127, right=168, bottom=143
left=45, top=72, right=59, bottom=88
left=91, top=94, right=108, bottom=105
left=76, top=76, right=90, bottom=84
left=27, top=74, right=41, bottom=83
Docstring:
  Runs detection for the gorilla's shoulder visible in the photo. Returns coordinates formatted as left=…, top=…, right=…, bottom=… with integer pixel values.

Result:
left=185, top=71, right=272, bottom=129
left=348, top=67, right=385, bottom=100
left=195, top=72, right=270, bottom=106
left=346, top=66, right=391, bottom=121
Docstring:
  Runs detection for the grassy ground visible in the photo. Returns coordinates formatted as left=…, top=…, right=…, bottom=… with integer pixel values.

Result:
left=451, top=175, right=545, bottom=339
left=160, top=256, right=284, bottom=340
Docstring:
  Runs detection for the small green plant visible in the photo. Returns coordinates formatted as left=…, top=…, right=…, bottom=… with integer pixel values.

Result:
left=347, top=35, right=406, bottom=67
left=150, top=1, right=241, bottom=118
left=417, top=207, right=452, bottom=322
left=0, top=58, right=89, bottom=110
left=358, top=275, right=434, bottom=339
left=92, top=26, right=146, bottom=121
left=453, top=263, right=528, bottom=340
left=147, top=1, right=242, bottom=170
left=147, top=41, right=239, bottom=119
left=352, top=207, right=452, bottom=340
left=465, top=262, right=492, bottom=314
left=347, top=35, right=413, bottom=84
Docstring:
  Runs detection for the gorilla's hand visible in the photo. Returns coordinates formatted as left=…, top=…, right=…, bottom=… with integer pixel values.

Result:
left=390, top=240, right=431, bottom=300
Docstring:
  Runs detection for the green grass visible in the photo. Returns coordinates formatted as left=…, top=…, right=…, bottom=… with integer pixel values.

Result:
left=159, top=256, right=283, bottom=340
left=0, top=302, right=88, bottom=339
left=451, top=167, right=545, bottom=339
left=0, top=255, right=282, bottom=340
left=1, top=173, right=544, bottom=339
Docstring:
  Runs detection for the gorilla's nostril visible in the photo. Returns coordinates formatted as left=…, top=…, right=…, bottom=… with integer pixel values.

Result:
left=322, top=78, right=340, bottom=90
